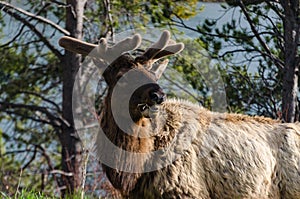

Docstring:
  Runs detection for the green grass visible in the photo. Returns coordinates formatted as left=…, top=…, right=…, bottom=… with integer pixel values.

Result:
left=0, top=189, right=102, bottom=199
left=1, top=189, right=56, bottom=199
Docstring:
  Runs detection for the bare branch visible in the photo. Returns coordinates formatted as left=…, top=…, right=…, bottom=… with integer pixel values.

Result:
left=0, top=102, right=69, bottom=128
left=0, top=5, right=63, bottom=60
left=19, top=90, right=61, bottom=112
left=102, top=0, right=114, bottom=37
left=50, top=170, right=73, bottom=177
left=266, top=1, right=284, bottom=19
left=18, top=143, right=61, bottom=188
left=22, top=146, right=37, bottom=170
left=48, top=0, right=68, bottom=7
left=170, top=14, right=254, bottom=41
left=0, top=24, right=26, bottom=48
left=5, top=110, right=55, bottom=126
left=171, top=13, right=284, bottom=69
left=35, top=144, right=55, bottom=171
left=238, top=0, right=284, bottom=70
left=219, top=48, right=259, bottom=58
left=0, top=1, right=69, bottom=36
left=162, top=73, right=203, bottom=104
left=227, top=0, right=266, bottom=6
left=4, top=149, right=36, bottom=155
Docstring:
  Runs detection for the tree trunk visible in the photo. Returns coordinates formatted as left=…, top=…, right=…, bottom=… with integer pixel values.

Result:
left=281, top=0, right=300, bottom=122
left=60, top=0, right=87, bottom=196
left=100, top=0, right=114, bottom=38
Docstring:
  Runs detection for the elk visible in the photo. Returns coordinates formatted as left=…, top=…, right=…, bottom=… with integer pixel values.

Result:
left=59, top=30, right=300, bottom=199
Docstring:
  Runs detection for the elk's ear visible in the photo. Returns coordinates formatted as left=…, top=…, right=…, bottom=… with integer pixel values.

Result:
left=152, top=59, right=169, bottom=80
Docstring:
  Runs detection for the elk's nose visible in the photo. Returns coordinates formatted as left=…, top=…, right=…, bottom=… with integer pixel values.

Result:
left=150, top=91, right=165, bottom=104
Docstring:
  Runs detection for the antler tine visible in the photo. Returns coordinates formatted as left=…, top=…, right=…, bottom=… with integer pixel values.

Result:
left=152, top=42, right=184, bottom=60
left=96, top=34, right=142, bottom=63
left=59, top=36, right=97, bottom=56
left=59, top=34, right=142, bottom=63
left=59, top=30, right=184, bottom=80
left=141, top=30, right=170, bottom=62
left=135, top=30, right=184, bottom=71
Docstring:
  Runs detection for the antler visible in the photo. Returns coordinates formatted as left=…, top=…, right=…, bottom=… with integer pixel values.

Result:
left=135, top=30, right=184, bottom=79
left=59, top=34, right=142, bottom=62
left=58, top=30, right=184, bottom=79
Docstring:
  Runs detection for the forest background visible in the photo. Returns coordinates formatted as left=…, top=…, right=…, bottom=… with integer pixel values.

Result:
left=0, top=0, right=299, bottom=198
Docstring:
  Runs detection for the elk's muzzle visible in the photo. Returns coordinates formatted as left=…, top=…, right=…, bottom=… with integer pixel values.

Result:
left=150, top=91, right=166, bottom=105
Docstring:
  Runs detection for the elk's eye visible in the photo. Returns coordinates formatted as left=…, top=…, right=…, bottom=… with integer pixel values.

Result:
left=138, top=104, right=148, bottom=112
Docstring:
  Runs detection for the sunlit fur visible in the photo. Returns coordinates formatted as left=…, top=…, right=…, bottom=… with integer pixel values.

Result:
left=60, top=30, right=300, bottom=198
left=97, top=96, right=300, bottom=198
left=72, top=31, right=299, bottom=199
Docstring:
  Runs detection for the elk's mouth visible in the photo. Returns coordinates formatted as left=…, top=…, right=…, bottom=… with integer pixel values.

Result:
left=137, top=103, right=161, bottom=118
left=138, top=103, right=159, bottom=112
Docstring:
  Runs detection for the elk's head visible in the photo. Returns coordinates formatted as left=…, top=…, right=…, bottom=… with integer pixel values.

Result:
left=59, top=31, right=184, bottom=122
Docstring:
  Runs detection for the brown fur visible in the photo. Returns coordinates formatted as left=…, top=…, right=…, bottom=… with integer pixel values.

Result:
left=95, top=55, right=300, bottom=198
left=97, top=95, right=300, bottom=198
left=222, top=113, right=279, bottom=124
left=59, top=31, right=300, bottom=198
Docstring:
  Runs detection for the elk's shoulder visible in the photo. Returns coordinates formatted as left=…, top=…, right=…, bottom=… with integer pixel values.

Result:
left=213, top=112, right=279, bottom=125
left=161, top=98, right=279, bottom=126
left=162, top=98, right=204, bottom=112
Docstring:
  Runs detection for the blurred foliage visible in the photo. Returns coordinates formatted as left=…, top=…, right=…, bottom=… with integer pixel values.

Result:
left=169, top=38, right=212, bottom=107
left=194, top=2, right=286, bottom=117
left=84, top=0, right=198, bottom=39
left=2, top=0, right=294, bottom=196
left=0, top=0, right=199, bottom=197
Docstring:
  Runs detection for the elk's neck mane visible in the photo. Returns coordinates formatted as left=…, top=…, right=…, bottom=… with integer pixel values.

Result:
left=100, top=89, right=154, bottom=152
left=99, top=89, right=154, bottom=195
left=99, top=91, right=180, bottom=196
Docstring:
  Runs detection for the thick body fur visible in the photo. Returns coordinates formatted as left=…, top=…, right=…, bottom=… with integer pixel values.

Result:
left=59, top=30, right=300, bottom=198
left=97, top=98, right=300, bottom=199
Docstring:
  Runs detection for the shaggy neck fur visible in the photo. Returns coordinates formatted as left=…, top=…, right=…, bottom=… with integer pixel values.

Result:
left=98, top=88, right=196, bottom=196
left=97, top=96, right=300, bottom=199
left=99, top=89, right=169, bottom=194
